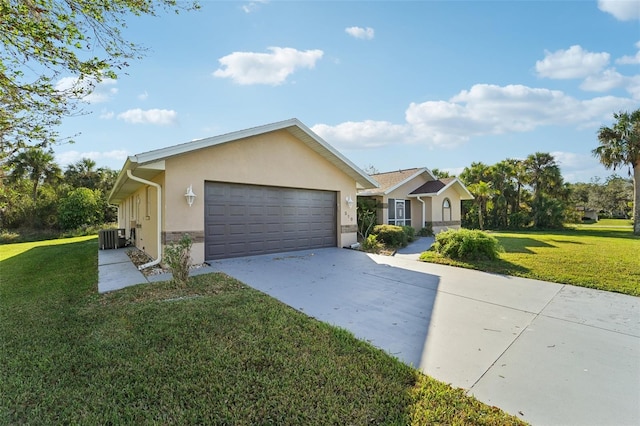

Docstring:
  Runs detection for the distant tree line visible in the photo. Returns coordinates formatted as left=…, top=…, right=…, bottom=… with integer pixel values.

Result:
left=0, top=148, right=118, bottom=230
left=460, top=109, right=638, bottom=234
left=458, top=153, right=633, bottom=231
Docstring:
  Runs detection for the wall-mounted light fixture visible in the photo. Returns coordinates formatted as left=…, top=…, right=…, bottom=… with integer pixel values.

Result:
left=346, top=195, right=354, bottom=208
left=185, top=185, right=196, bottom=207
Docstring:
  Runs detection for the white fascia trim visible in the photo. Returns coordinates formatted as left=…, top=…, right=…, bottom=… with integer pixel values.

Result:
left=108, top=158, right=135, bottom=204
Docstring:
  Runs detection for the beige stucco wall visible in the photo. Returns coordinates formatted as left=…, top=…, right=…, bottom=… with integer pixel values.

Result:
left=381, top=175, right=431, bottom=228
left=117, top=174, right=163, bottom=259
left=160, top=129, right=359, bottom=263
left=428, top=187, right=463, bottom=233
left=360, top=180, right=465, bottom=234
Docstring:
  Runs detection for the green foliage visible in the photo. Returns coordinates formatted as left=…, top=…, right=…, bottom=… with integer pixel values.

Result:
left=402, top=225, right=416, bottom=242
left=1, top=0, right=199, bottom=156
left=432, top=229, right=503, bottom=261
left=507, top=210, right=531, bottom=229
left=356, top=198, right=378, bottom=239
left=372, top=224, right=408, bottom=248
left=531, top=196, right=565, bottom=229
left=418, top=223, right=434, bottom=237
left=57, top=187, right=101, bottom=230
left=163, top=233, right=193, bottom=286
left=361, top=234, right=383, bottom=253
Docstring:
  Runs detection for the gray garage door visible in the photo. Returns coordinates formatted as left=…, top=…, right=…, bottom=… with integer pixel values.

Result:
left=205, top=182, right=337, bottom=260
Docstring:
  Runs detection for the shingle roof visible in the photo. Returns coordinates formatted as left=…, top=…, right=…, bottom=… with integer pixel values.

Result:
left=358, top=168, right=425, bottom=196
left=410, top=177, right=455, bottom=195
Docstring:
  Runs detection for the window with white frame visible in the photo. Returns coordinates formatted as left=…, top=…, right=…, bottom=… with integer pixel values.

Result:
left=388, top=198, right=411, bottom=226
left=443, top=198, right=451, bottom=222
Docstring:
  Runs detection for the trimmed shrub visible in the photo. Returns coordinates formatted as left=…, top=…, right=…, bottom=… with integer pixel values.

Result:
left=163, top=233, right=193, bottom=286
left=401, top=226, right=416, bottom=243
left=418, top=223, right=434, bottom=237
left=432, top=229, right=503, bottom=261
left=372, top=224, right=407, bottom=248
left=361, top=234, right=383, bottom=253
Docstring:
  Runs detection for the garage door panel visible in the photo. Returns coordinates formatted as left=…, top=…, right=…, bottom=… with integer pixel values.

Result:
left=205, top=182, right=336, bottom=260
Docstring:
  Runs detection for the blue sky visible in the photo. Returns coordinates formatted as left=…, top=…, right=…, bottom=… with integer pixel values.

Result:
left=53, top=0, right=639, bottom=182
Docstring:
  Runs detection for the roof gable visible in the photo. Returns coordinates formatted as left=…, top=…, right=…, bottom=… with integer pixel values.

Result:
left=410, top=177, right=474, bottom=200
left=358, top=168, right=436, bottom=196
left=109, top=118, right=378, bottom=204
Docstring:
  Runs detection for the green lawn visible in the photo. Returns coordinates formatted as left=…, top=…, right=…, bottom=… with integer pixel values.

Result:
left=0, top=236, right=523, bottom=425
left=420, top=219, right=639, bottom=296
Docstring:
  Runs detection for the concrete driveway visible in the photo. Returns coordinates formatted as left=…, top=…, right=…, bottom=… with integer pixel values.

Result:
left=208, top=245, right=640, bottom=426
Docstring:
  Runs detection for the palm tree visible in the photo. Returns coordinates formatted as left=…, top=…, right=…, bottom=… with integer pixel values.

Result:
left=64, top=158, right=99, bottom=189
left=8, top=148, right=61, bottom=203
left=593, top=109, right=640, bottom=235
left=524, top=153, right=564, bottom=228
left=468, top=181, right=496, bottom=230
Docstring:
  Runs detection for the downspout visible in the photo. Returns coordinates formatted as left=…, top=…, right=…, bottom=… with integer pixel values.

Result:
left=126, top=170, right=162, bottom=270
left=416, top=196, right=426, bottom=229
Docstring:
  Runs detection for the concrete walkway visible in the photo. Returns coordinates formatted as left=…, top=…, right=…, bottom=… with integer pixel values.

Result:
left=97, top=243, right=640, bottom=425
left=207, top=247, right=640, bottom=426
left=97, top=248, right=216, bottom=292
left=98, top=248, right=148, bottom=293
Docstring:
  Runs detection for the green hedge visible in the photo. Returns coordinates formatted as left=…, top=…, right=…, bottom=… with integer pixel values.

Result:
left=432, top=229, right=503, bottom=261
left=372, top=225, right=408, bottom=248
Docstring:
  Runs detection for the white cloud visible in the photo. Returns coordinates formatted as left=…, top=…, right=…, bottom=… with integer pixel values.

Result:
left=213, top=47, right=323, bottom=85
left=99, top=110, right=115, bottom=119
left=616, top=41, right=640, bottom=64
left=55, top=76, right=118, bottom=103
left=55, top=150, right=129, bottom=167
left=137, top=91, right=149, bottom=101
left=550, top=151, right=608, bottom=183
left=624, top=74, right=640, bottom=99
left=313, top=84, right=638, bottom=150
left=535, top=45, right=610, bottom=79
left=598, top=0, right=640, bottom=21
left=580, top=68, right=629, bottom=92
left=345, top=26, right=375, bottom=40
left=312, top=120, right=409, bottom=149
left=242, top=0, right=268, bottom=13
left=117, top=108, right=178, bottom=125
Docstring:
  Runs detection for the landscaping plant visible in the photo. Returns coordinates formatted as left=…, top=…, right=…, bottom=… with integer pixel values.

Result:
left=361, top=234, right=383, bottom=253
left=372, top=224, right=409, bottom=248
left=163, top=233, right=192, bottom=285
left=356, top=198, right=378, bottom=240
left=431, top=229, right=503, bottom=261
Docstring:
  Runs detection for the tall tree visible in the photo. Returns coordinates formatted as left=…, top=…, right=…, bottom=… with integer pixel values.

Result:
left=8, top=147, right=60, bottom=203
left=592, top=109, right=640, bottom=235
left=430, top=168, right=452, bottom=179
left=524, top=152, right=565, bottom=228
left=488, top=160, right=516, bottom=228
left=64, top=158, right=99, bottom=189
left=467, top=181, right=496, bottom=230
left=0, top=0, right=199, bottom=159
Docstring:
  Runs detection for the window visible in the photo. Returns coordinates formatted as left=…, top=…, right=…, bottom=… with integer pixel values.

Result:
left=443, top=198, right=451, bottom=222
left=145, top=186, right=150, bottom=218
left=388, top=199, right=411, bottom=227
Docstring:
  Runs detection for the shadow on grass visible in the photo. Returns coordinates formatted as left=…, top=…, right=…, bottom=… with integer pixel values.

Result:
left=495, top=236, right=555, bottom=254
left=563, top=228, right=639, bottom=240
left=420, top=252, right=531, bottom=277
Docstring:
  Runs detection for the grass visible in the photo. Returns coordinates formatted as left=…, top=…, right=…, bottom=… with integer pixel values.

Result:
left=0, top=236, right=523, bottom=425
left=420, top=219, right=639, bottom=296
